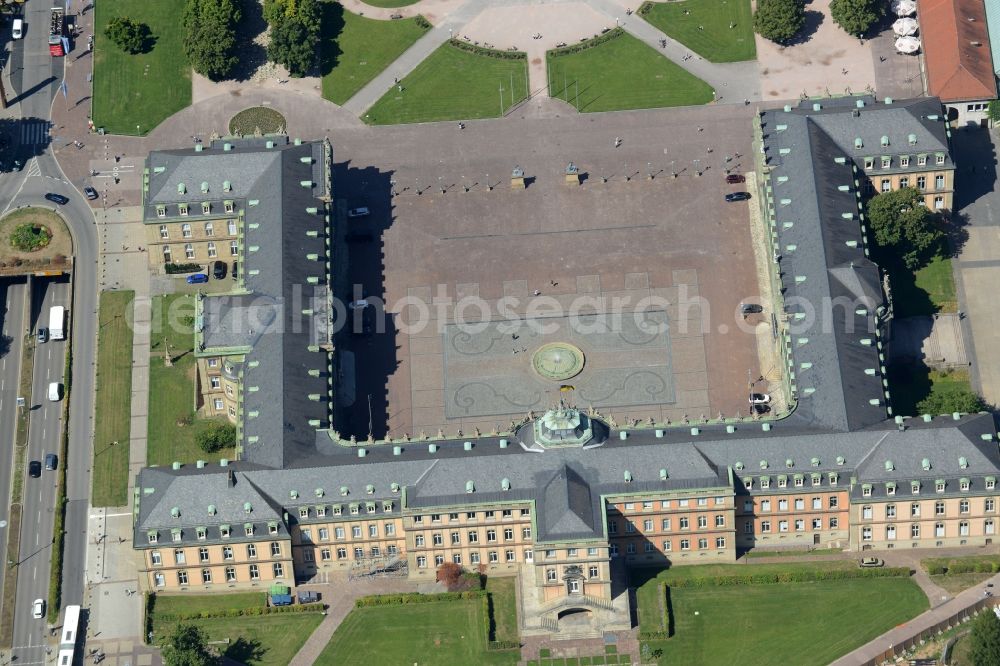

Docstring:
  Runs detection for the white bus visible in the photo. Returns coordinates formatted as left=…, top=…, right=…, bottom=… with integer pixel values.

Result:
left=49, top=305, right=65, bottom=341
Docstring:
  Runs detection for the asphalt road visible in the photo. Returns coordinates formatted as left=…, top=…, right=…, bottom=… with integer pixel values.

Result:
left=11, top=279, right=68, bottom=664
left=2, top=0, right=101, bottom=649
left=0, top=280, right=27, bottom=629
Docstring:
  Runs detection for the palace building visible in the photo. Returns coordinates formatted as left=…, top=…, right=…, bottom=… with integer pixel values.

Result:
left=133, top=100, right=997, bottom=639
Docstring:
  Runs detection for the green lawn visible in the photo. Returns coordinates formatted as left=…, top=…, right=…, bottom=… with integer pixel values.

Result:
left=888, top=254, right=957, bottom=317
left=486, top=577, right=518, bottom=644
left=886, top=366, right=975, bottom=417
left=364, top=42, right=528, bottom=124
left=639, top=0, right=756, bottom=63
left=358, top=0, right=420, bottom=7
left=321, top=4, right=430, bottom=105
left=547, top=30, right=714, bottom=113
left=151, top=593, right=322, bottom=666
left=318, top=592, right=518, bottom=665
left=92, top=0, right=191, bottom=135
left=91, top=291, right=134, bottom=507
left=635, top=565, right=928, bottom=665
left=147, top=294, right=232, bottom=465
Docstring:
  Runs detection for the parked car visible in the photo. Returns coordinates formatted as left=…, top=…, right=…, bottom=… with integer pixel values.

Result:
left=212, top=260, right=227, bottom=280
left=725, top=192, right=751, bottom=202
left=48, top=382, right=61, bottom=402
left=186, top=273, right=209, bottom=285
left=28, top=461, right=41, bottom=478
left=749, top=393, right=771, bottom=405
left=297, top=590, right=321, bottom=604
left=740, top=303, right=763, bottom=315
left=348, top=299, right=370, bottom=310
left=31, top=599, right=44, bottom=620
left=12, top=19, right=23, bottom=40
left=45, top=453, right=58, bottom=471
left=860, top=557, right=884, bottom=568
left=751, top=403, right=770, bottom=415
left=725, top=174, right=746, bottom=184
left=44, top=192, right=69, bottom=205
left=347, top=207, right=370, bottom=218
left=83, top=186, right=98, bottom=200
left=36, top=327, right=48, bottom=344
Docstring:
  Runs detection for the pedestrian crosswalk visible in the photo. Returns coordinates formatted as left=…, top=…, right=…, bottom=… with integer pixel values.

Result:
left=19, top=120, right=50, bottom=147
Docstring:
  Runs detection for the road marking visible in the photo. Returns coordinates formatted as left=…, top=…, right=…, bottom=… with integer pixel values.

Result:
left=0, top=160, right=34, bottom=216
left=94, top=511, right=131, bottom=518
left=19, top=120, right=51, bottom=147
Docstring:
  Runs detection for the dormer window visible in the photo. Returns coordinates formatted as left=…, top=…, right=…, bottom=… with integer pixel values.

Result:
left=156, top=205, right=166, bottom=218
left=881, top=157, right=891, bottom=169
left=960, top=478, right=971, bottom=491
left=987, top=477, right=996, bottom=491
left=917, top=155, right=927, bottom=166
left=777, top=476, right=787, bottom=489
left=197, top=527, right=207, bottom=540
left=333, top=505, right=342, bottom=516
left=936, top=480, right=946, bottom=493
left=224, top=200, right=234, bottom=214
left=171, top=529, right=182, bottom=542
left=911, top=481, right=920, bottom=494
left=862, top=485, right=872, bottom=497
left=744, top=478, right=753, bottom=490
left=201, top=202, right=211, bottom=215
left=220, top=525, right=231, bottom=538
left=316, top=506, right=327, bottom=517
left=299, top=507, right=309, bottom=519
left=382, top=501, right=393, bottom=513
left=864, top=157, right=874, bottom=170
left=268, top=522, right=279, bottom=535
left=760, top=477, right=770, bottom=489
left=900, top=156, right=910, bottom=167
left=148, top=531, right=159, bottom=544
left=245, top=523, right=254, bottom=537
left=179, top=203, right=189, bottom=217
left=935, top=154, right=945, bottom=165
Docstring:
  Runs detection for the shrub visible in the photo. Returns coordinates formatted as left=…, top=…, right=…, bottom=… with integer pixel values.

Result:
left=196, top=422, right=236, bottom=454
left=9, top=223, right=51, bottom=252
left=548, top=28, right=624, bottom=58
left=753, top=0, right=806, bottom=44
left=183, top=0, right=242, bottom=80
left=164, top=262, right=203, bottom=274
left=927, top=565, right=947, bottom=576
left=488, top=641, right=520, bottom=651
left=354, top=590, right=485, bottom=607
left=437, top=562, right=464, bottom=589
left=414, top=15, right=431, bottom=29
left=229, top=107, right=287, bottom=136
left=448, top=39, right=527, bottom=60
left=667, top=567, right=911, bottom=588
left=637, top=1, right=653, bottom=15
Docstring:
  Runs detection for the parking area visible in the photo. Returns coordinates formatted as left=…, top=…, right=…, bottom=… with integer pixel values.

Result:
left=330, top=105, right=766, bottom=440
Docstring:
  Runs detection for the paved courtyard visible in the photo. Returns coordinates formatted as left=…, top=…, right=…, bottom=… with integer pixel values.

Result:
left=332, top=104, right=764, bottom=440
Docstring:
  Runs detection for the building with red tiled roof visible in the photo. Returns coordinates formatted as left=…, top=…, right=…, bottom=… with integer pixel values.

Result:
left=918, top=0, right=997, bottom=126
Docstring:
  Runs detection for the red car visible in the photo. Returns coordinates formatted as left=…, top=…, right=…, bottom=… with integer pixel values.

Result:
left=726, top=174, right=746, bottom=184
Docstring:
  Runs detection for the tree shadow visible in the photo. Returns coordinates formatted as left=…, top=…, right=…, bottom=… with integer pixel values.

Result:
left=319, top=0, right=345, bottom=77
left=230, top=0, right=269, bottom=82
left=224, top=636, right=266, bottom=664
left=886, top=362, right=934, bottom=416
left=952, top=126, right=998, bottom=210
left=946, top=209, right=970, bottom=258
left=139, top=26, right=158, bottom=54
left=0, top=334, right=11, bottom=358
left=785, top=10, right=825, bottom=46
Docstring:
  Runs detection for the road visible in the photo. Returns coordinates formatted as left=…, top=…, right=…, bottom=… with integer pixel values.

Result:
left=11, top=279, right=68, bottom=665
left=2, top=0, right=101, bottom=652
left=0, top=280, right=27, bottom=632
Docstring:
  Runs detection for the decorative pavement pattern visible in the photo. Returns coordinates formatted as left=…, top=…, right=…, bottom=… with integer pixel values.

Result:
left=443, top=310, right=675, bottom=418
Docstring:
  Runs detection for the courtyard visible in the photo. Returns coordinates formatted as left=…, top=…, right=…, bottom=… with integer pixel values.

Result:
left=331, top=104, right=767, bottom=440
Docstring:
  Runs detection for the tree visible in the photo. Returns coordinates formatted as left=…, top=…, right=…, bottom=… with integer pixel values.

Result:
left=183, top=0, right=242, bottom=81
left=265, top=0, right=321, bottom=77
left=753, top=0, right=806, bottom=44
left=104, top=16, right=149, bottom=55
left=867, top=187, right=945, bottom=269
left=969, top=608, right=1000, bottom=666
left=161, top=624, right=218, bottom=666
left=829, top=0, right=884, bottom=37
left=917, top=385, right=987, bottom=415
left=196, top=421, right=237, bottom=453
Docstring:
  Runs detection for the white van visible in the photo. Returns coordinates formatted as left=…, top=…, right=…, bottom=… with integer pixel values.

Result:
left=48, top=382, right=61, bottom=402
left=12, top=19, right=23, bottom=40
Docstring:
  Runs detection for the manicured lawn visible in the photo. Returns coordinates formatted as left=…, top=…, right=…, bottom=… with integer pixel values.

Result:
left=886, top=365, right=975, bottom=417
left=635, top=565, right=928, bottom=665
left=486, top=577, right=518, bottom=644
left=547, top=30, right=714, bottom=113
left=92, top=0, right=191, bottom=135
left=151, top=593, right=322, bottom=666
left=91, top=291, right=134, bottom=507
left=317, top=593, right=518, bottom=665
left=320, top=4, right=430, bottom=105
left=147, top=294, right=232, bottom=465
left=888, top=254, right=957, bottom=317
left=931, top=573, right=994, bottom=595
left=639, top=0, right=756, bottom=63
left=359, top=0, right=420, bottom=7
left=364, top=43, right=528, bottom=124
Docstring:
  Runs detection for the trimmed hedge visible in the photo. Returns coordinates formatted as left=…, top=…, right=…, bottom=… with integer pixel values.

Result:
left=164, top=262, right=203, bottom=275
left=667, top=567, right=911, bottom=588
left=549, top=27, right=625, bottom=58
left=639, top=630, right=670, bottom=641
left=637, top=0, right=653, bottom=15
left=927, top=559, right=1000, bottom=576
left=156, top=602, right=325, bottom=621
left=354, top=590, right=486, bottom=607
left=414, top=15, right=431, bottom=29
left=448, top=39, right=526, bottom=60
left=489, top=640, right=520, bottom=650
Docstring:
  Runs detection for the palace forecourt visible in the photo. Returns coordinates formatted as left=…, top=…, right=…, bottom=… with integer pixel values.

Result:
left=133, top=98, right=985, bottom=639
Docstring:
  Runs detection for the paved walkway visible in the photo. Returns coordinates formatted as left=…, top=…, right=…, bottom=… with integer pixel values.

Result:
left=889, top=314, right=969, bottom=368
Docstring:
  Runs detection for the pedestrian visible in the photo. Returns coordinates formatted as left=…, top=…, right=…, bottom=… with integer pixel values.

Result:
left=533, top=289, right=541, bottom=296
left=512, top=333, right=518, bottom=340
left=550, top=280, right=557, bottom=286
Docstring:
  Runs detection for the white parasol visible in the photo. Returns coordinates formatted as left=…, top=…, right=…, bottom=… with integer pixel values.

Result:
left=891, top=0, right=917, bottom=15
left=892, top=17, right=918, bottom=36
left=895, top=36, right=921, bottom=53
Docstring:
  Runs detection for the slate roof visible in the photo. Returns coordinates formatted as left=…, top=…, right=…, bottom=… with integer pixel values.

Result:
left=147, top=138, right=331, bottom=470
left=919, top=0, right=998, bottom=102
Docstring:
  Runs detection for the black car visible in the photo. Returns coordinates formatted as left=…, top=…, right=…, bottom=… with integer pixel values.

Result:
left=83, top=186, right=98, bottom=200
left=725, top=192, right=751, bottom=202
left=741, top=303, right=763, bottom=315
left=212, top=260, right=227, bottom=280
left=44, top=193, right=69, bottom=205
left=45, top=454, right=58, bottom=471
left=28, top=461, right=41, bottom=478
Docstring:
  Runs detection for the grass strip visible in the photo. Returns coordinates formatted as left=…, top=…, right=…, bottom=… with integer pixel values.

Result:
left=48, top=342, right=72, bottom=622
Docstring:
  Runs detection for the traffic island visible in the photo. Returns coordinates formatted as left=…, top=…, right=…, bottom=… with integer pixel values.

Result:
left=0, top=208, right=73, bottom=275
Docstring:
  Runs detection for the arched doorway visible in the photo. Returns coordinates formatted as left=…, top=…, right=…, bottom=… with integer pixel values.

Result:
left=557, top=608, right=593, bottom=631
